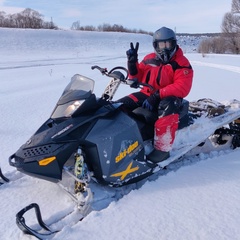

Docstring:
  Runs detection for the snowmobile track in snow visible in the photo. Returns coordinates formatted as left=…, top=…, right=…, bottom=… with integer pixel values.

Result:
left=192, top=61, right=240, bottom=74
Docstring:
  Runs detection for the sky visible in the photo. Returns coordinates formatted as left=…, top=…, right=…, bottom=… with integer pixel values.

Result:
left=1, top=28, right=240, bottom=240
left=0, top=0, right=232, bottom=33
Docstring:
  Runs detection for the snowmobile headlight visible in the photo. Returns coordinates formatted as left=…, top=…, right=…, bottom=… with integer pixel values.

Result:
left=51, top=100, right=84, bottom=118
left=64, top=100, right=83, bottom=117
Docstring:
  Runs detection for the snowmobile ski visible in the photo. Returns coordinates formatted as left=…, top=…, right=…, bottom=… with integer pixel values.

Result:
left=16, top=203, right=84, bottom=239
left=0, top=167, right=9, bottom=185
left=16, top=203, right=57, bottom=239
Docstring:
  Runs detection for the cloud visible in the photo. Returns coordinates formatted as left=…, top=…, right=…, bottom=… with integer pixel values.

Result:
left=61, top=8, right=82, bottom=18
left=0, top=6, right=24, bottom=14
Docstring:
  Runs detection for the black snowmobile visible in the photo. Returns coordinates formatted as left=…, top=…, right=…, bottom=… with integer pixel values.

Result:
left=8, top=66, right=190, bottom=188
left=7, top=65, right=240, bottom=190
left=4, top=65, right=240, bottom=238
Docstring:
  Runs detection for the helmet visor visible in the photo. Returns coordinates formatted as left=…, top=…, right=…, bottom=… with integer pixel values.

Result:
left=156, top=40, right=172, bottom=51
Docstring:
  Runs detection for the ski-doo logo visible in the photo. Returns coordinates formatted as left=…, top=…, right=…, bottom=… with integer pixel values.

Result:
left=115, top=141, right=139, bottom=163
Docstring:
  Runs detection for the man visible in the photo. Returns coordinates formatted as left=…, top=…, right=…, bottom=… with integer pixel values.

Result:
left=117, top=26, right=193, bottom=163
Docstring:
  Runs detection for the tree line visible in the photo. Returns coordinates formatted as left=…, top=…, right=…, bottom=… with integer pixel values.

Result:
left=0, top=8, right=57, bottom=29
left=71, top=21, right=153, bottom=35
left=0, top=7, right=152, bottom=35
left=198, top=0, right=240, bottom=54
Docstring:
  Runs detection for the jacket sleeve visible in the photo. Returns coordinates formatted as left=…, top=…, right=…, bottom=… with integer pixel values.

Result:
left=128, top=54, right=153, bottom=82
left=127, top=61, right=138, bottom=76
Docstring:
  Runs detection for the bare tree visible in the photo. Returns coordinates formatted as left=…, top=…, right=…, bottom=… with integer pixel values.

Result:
left=232, top=0, right=240, bottom=13
left=71, top=20, right=81, bottom=30
left=221, top=0, right=240, bottom=54
left=19, top=8, right=43, bottom=28
left=0, top=11, right=7, bottom=27
left=222, top=12, right=240, bottom=34
left=198, top=37, right=227, bottom=54
left=0, top=8, right=57, bottom=29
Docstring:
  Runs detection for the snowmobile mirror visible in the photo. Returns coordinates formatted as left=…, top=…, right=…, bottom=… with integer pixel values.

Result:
left=108, top=71, right=125, bottom=81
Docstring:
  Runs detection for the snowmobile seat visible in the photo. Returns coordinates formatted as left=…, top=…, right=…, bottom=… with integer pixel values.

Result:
left=178, top=99, right=190, bottom=129
left=132, top=99, right=190, bottom=129
left=132, top=107, right=157, bottom=125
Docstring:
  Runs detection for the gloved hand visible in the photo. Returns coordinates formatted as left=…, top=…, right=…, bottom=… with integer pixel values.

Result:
left=142, top=91, right=160, bottom=111
left=126, top=42, right=139, bottom=63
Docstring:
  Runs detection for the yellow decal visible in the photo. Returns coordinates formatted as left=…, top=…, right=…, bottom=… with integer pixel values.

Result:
left=111, top=162, right=139, bottom=180
left=38, top=156, right=56, bottom=166
left=115, top=141, right=139, bottom=163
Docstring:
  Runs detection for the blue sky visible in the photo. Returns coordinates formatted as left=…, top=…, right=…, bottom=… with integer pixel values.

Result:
left=0, top=0, right=231, bottom=33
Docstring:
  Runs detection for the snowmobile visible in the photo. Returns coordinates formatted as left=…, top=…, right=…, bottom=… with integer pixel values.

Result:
left=8, top=65, right=192, bottom=188
left=5, top=65, right=240, bottom=239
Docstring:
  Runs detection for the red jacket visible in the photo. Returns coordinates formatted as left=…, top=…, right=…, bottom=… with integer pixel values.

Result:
left=129, top=46, right=193, bottom=99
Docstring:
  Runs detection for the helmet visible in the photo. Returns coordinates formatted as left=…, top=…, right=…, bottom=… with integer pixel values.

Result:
left=153, top=27, right=177, bottom=63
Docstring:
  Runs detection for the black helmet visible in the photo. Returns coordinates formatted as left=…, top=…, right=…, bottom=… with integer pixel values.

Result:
left=153, top=27, right=177, bottom=63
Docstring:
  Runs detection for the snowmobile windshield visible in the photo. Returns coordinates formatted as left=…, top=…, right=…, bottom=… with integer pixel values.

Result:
left=51, top=74, right=95, bottom=119
left=58, top=74, right=95, bottom=104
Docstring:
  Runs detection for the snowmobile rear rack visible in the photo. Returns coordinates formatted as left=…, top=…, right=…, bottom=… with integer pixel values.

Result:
left=0, top=167, right=9, bottom=185
left=16, top=203, right=57, bottom=239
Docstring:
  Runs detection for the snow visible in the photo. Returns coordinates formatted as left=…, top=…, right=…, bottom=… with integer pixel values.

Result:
left=1, top=28, right=240, bottom=240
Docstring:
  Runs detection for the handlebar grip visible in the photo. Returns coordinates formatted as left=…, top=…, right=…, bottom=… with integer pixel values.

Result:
left=91, top=65, right=98, bottom=70
left=91, top=65, right=108, bottom=74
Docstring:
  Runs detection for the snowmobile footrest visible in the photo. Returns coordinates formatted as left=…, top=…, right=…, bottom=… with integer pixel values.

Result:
left=16, top=203, right=58, bottom=239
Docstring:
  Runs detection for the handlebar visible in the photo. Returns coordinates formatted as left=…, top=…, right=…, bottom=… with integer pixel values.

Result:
left=91, top=65, right=128, bottom=81
left=91, top=65, right=128, bottom=82
left=91, top=65, right=108, bottom=74
left=91, top=65, right=154, bottom=91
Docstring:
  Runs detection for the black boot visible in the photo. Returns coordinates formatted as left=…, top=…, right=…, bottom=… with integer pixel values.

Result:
left=147, top=149, right=170, bottom=163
